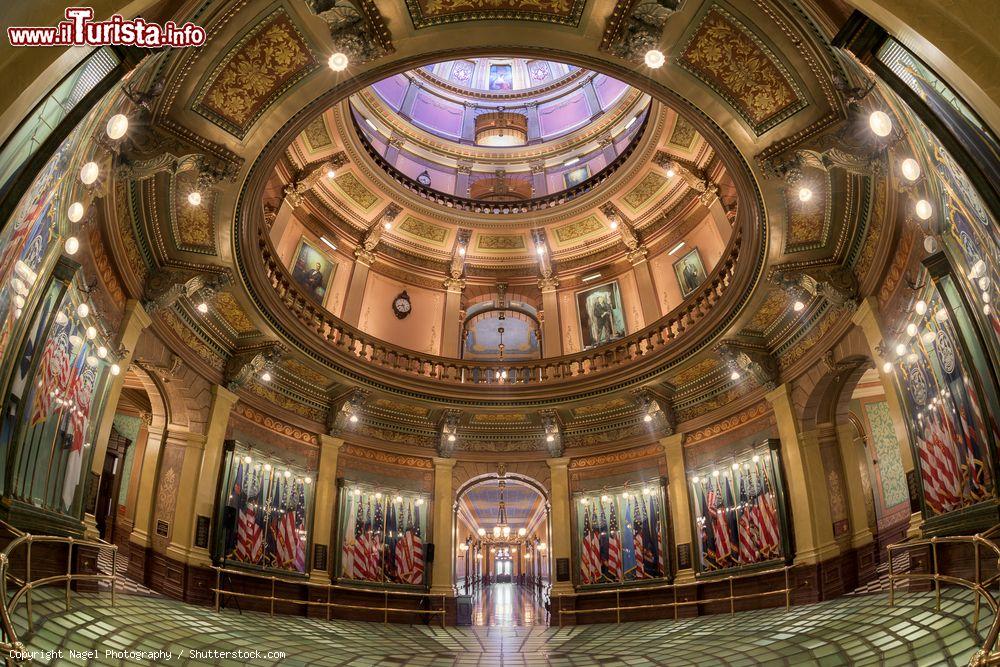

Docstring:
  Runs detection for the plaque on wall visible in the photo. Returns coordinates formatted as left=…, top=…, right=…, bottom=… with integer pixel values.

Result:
left=313, top=543, right=328, bottom=571
left=676, top=542, right=692, bottom=570
left=155, top=520, right=169, bottom=537
left=906, top=469, right=921, bottom=513
left=556, top=557, right=570, bottom=582
left=194, top=515, right=211, bottom=548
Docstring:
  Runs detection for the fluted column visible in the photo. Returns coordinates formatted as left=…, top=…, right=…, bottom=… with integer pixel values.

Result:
left=430, top=457, right=457, bottom=596
left=766, top=384, right=839, bottom=565
left=546, top=457, right=574, bottom=594
left=84, top=300, right=151, bottom=537
left=186, top=385, right=239, bottom=567
left=310, top=435, right=344, bottom=581
left=661, top=434, right=694, bottom=582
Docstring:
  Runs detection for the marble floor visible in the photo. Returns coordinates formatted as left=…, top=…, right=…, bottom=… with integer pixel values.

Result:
left=11, top=585, right=986, bottom=666
left=470, top=583, right=549, bottom=626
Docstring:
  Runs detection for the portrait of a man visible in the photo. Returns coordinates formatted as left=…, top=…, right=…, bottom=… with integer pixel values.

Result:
left=577, top=280, right=627, bottom=349
left=291, top=237, right=336, bottom=303
left=673, top=248, right=707, bottom=298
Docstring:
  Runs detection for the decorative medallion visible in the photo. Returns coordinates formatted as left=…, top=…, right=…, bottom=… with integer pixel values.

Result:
left=936, top=328, right=956, bottom=374
left=194, top=10, right=317, bottom=138
left=405, top=0, right=587, bottom=29
left=907, top=362, right=929, bottom=406
left=679, top=6, right=805, bottom=135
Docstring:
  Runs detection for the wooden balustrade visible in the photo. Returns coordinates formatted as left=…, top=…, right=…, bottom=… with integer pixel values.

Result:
left=255, top=224, right=743, bottom=388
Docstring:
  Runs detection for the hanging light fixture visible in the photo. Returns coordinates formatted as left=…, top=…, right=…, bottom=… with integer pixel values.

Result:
left=474, top=109, right=528, bottom=147
left=493, top=479, right=511, bottom=539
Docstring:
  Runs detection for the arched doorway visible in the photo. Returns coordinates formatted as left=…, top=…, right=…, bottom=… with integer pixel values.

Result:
left=454, top=472, right=550, bottom=626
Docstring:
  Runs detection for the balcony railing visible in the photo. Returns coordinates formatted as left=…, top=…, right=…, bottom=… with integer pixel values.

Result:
left=256, top=224, right=741, bottom=388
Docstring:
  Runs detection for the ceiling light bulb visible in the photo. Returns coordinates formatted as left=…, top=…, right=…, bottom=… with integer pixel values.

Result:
left=900, top=158, right=920, bottom=181
left=907, top=352, right=919, bottom=363
left=64, top=236, right=80, bottom=255
left=979, top=276, right=991, bottom=291
left=915, top=199, right=933, bottom=220
left=76, top=303, right=90, bottom=318
left=55, top=312, right=69, bottom=326
left=895, top=343, right=906, bottom=356
left=906, top=323, right=918, bottom=337
left=546, top=434, right=554, bottom=442
left=13, top=295, right=25, bottom=309
left=97, top=346, right=108, bottom=358
left=80, top=161, right=100, bottom=185
left=984, top=292, right=991, bottom=303
left=921, top=331, right=937, bottom=345
left=915, top=300, right=927, bottom=315
left=260, top=371, right=272, bottom=382
left=869, top=110, right=893, bottom=137
left=448, top=434, right=456, bottom=442
left=972, top=260, right=987, bottom=278
left=643, top=414, right=653, bottom=422
left=609, top=220, right=619, bottom=230
left=383, top=221, right=392, bottom=231
left=793, top=300, right=805, bottom=312
left=328, top=52, right=349, bottom=71
left=68, top=202, right=85, bottom=223
left=644, top=49, right=665, bottom=68
left=86, top=355, right=99, bottom=368
left=666, top=168, right=676, bottom=178
left=111, top=363, right=121, bottom=376
left=882, top=361, right=892, bottom=373
left=284, top=470, right=291, bottom=478
left=187, top=191, right=202, bottom=206
left=458, top=246, right=466, bottom=256
left=196, top=302, right=209, bottom=314
left=691, top=476, right=700, bottom=485
left=731, top=370, right=740, bottom=380
left=797, top=187, right=813, bottom=202
left=536, top=245, right=545, bottom=255
left=349, top=414, right=359, bottom=423
left=106, top=113, right=129, bottom=140
left=935, top=308, right=948, bottom=322
left=326, top=169, right=336, bottom=179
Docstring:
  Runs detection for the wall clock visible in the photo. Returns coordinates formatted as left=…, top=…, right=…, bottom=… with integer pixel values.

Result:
left=392, top=291, right=411, bottom=319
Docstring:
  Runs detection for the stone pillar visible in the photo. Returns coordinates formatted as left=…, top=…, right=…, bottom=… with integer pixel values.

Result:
left=581, top=79, right=602, bottom=116
left=852, top=296, right=920, bottom=534
left=661, top=434, right=694, bottom=582
left=707, top=197, right=732, bottom=244
left=461, top=104, right=477, bottom=143
left=129, top=422, right=165, bottom=550
left=84, top=300, right=151, bottom=537
left=631, top=255, right=662, bottom=325
left=540, top=283, right=562, bottom=358
left=834, top=423, right=875, bottom=549
left=164, top=430, right=210, bottom=565
left=186, top=385, right=239, bottom=568
left=398, top=80, right=420, bottom=119
left=441, top=282, right=464, bottom=358
left=310, top=435, right=344, bottom=582
left=546, top=457, right=574, bottom=595
left=524, top=103, right=541, bottom=141
left=430, top=457, right=457, bottom=596
left=341, top=258, right=372, bottom=327
left=765, top=384, right=839, bottom=565
left=530, top=161, right=547, bottom=197
left=269, top=199, right=296, bottom=249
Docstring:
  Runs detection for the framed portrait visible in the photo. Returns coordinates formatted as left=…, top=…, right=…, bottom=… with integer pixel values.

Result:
left=673, top=247, right=707, bottom=298
left=291, top=237, right=335, bottom=303
left=488, top=64, right=513, bottom=91
left=563, top=165, right=590, bottom=189
left=576, top=280, right=627, bottom=349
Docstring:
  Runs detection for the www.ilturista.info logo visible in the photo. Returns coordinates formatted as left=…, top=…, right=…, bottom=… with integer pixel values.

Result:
left=7, top=7, right=206, bottom=47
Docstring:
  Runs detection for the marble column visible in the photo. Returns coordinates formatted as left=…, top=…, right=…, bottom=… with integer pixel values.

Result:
left=185, top=385, right=239, bottom=568
left=84, top=299, right=151, bottom=537
left=852, top=296, right=920, bottom=534
left=430, top=457, right=457, bottom=596
left=310, top=435, right=344, bottom=581
left=661, top=434, right=694, bottom=582
left=341, top=257, right=372, bottom=327
left=766, top=384, right=839, bottom=565
left=540, top=283, right=562, bottom=358
left=631, top=254, right=662, bottom=325
left=546, top=457, right=574, bottom=595
left=441, top=281, right=465, bottom=358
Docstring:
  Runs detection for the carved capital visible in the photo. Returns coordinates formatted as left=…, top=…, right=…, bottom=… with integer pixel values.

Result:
left=438, top=408, right=462, bottom=458
left=603, top=0, right=680, bottom=61
left=540, top=409, right=563, bottom=457
left=224, top=343, right=285, bottom=392
left=717, top=342, right=778, bottom=391
left=538, top=276, right=560, bottom=291
left=327, top=387, right=370, bottom=435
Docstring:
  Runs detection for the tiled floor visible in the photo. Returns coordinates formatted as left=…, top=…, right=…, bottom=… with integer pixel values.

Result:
left=470, top=583, right=549, bottom=626
left=13, top=584, right=986, bottom=666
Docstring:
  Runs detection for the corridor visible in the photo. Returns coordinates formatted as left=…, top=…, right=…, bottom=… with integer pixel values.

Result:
left=471, top=583, right=549, bottom=627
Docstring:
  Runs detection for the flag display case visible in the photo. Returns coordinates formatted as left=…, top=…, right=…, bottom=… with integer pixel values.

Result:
left=336, top=482, right=429, bottom=587
left=689, top=441, right=791, bottom=574
left=573, top=481, right=669, bottom=587
left=215, top=441, right=315, bottom=575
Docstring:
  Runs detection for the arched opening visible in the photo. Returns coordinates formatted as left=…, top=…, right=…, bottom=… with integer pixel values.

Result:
left=454, top=472, right=550, bottom=626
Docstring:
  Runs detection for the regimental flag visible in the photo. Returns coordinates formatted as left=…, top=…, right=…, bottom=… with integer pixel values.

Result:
left=708, top=476, right=733, bottom=567
left=292, top=481, right=307, bottom=573
left=586, top=506, right=601, bottom=583
left=621, top=497, right=638, bottom=580
left=275, top=479, right=299, bottom=569
left=234, top=462, right=253, bottom=562
left=696, top=480, right=719, bottom=570
left=919, top=409, right=963, bottom=514
left=755, top=460, right=781, bottom=557
left=61, top=350, right=94, bottom=510
left=597, top=499, right=611, bottom=582
left=31, top=319, right=72, bottom=426
left=580, top=503, right=596, bottom=584
left=404, top=501, right=424, bottom=584
left=370, top=496, right=384, bottom=578
left=343, top=494, right=362, bottom=578
left=630, top=496, right=646, bottom=579
left=383, top=500, right=398, bottom=583
left=607, top=500, right=623, bottom=582
left=737, top=468, right=756, bottom=565
left=355, top=497, right=375, bottom=580
left=645, top=493, right=663, bottom=577
left=395, top=503, right=411, bottom=583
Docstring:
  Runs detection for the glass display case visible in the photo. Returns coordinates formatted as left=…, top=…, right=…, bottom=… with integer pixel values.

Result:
left=336, top=482, right=429, bottom=586
left=215, top=441, right=315, bottom=575
left=688, top=440, right=789, bottom=574
left=573, top=481, right=668, bottom=586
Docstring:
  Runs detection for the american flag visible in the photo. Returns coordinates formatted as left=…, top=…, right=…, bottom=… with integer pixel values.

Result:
left=61, top=350, right=92, bottom=509
left=370, top=497, right=384, bottom=578
left=708, top=477, right=733, bottom=567
left=580, top=503, right=595, bottom=584
left=235, top=464, right=264, bottom=563
left=754, top=460, right=781, bottom=557
left=646, top=494, right=663, bottom=577
left=631, top=497, right=646, bottom=579
left=697, top=479, right=719, bottom=569
left=736, top=469, right=756, bottom=564
left=354, top=498, right=375, bottom=580
left=918, top=410, right=963, bottom=514
left=597, top=500, right=611, bottom=582
left=395, top=502, right=410, bottom=582
left=399, top=501, right=425, bottom=584
left=383, top=500, right=398, bottom=582
left=274, top=479, right=298, bottom=569
left=30, top=320, right=71, bottom=426
left=606, top=500, right=623, bottom=582
left=343, top=495, right=362, bottom=578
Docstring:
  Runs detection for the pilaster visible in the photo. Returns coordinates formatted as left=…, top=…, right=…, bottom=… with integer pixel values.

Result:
left=430, top=457, right=457, bottom=596
left=661, top=434, right=694, bottom=583
left=546, top=457, right=574, bottom=595
left=310, top=434, right=344, bottom=582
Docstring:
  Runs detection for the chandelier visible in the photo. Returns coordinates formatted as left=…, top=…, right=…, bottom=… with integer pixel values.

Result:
left=493, top=478, right=510, bottom=538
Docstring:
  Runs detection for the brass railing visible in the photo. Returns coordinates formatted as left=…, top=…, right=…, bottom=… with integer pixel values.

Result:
left=555, top=565, right=792, bottom=626
left=212, top=566, right=447, bottom=628
left=886, top=524, right=1000, bottom=667
left=0, top=522, right=118, bottom=664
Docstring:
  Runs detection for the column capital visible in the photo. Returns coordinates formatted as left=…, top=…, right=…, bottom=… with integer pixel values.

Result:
left=164, top=428, right=208, bottom=450
left=122, top=298, right=152, bottom=333
left=659, top=432, right=684, bottom=454
left=432, top=456, right=458, bottom=470
left=545, top=456, right=570, bottom=470
left=211, top=383, right=239, bottom=409
left=764, top=382, right=793, bottom=407
left=318, top=434, right=345, bottom=451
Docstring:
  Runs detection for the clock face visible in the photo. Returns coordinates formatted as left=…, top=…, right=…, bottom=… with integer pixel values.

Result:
left=393, top=292, right=411, bottom=318
left=417, top=171, right=432, bottom=186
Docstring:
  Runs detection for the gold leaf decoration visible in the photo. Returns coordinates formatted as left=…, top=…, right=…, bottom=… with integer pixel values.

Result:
left=407, top=0, right=585, bottom=28
left=333, top=171, right=380, bottom=211
left=553, top=215, right=603, bottom=244
left=398, top=216, right=449, bottom=244
left=477, top=233, right=526, bottom=251
left=214, top=292, right=256, bottom=334
left=303, top=114, right=332, bottom=150
left=621, top=171, right=667, bottom=210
